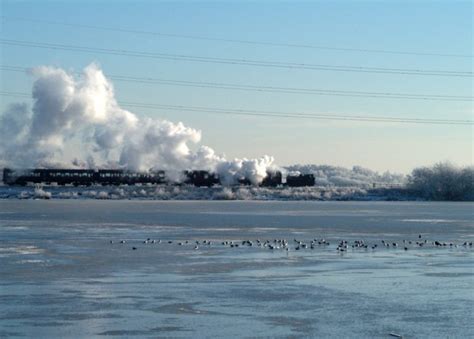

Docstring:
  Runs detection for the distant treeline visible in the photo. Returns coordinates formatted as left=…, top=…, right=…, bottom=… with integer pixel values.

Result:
left=407, top=163, right=474, bottom=201
left=285, top=164, right=405, bottom=187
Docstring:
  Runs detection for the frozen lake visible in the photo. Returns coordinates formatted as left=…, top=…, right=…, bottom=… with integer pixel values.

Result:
left=0, top=200, right=473, bottom=338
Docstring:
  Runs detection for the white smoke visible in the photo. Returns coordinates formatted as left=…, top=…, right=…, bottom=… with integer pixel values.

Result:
left=217, top=155, right=276, bottom=185
left=0, top=63, right=276, bottom=184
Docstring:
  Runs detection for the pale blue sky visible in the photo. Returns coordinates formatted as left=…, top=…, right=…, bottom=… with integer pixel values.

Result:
left=1, top=0, right=472, bottom=173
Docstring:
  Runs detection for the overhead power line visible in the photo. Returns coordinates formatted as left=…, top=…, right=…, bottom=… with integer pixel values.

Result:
left=119, top=102, right=474, bottom=125
left=1, top=65, right=471, bottom=102
left=0, top=91, right=472, bottom=126
left=0, top=91, right=30, bottom=98
left=0, top=39, right=471, bottom=77
left=1, top=16, right=472, bottom=58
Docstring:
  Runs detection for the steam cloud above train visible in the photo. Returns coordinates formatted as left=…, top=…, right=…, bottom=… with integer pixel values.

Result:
left=0, top=63, right=282, bottom=186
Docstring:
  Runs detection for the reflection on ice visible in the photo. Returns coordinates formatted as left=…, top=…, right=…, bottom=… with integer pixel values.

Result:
left=0, top=245, right=44, bottom=256
left=402, top=218, right=460, bottom=223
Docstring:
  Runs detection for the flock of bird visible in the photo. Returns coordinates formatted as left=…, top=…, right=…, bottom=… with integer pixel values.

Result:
left=109, top=234, right=473, bottom=252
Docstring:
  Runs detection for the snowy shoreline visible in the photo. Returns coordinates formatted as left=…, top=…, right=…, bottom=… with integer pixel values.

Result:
left=0, top=184, right=417, bottom=201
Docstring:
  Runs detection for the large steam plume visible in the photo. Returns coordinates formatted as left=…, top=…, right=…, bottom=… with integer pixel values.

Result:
left=0, top=63, right=276, bottom=184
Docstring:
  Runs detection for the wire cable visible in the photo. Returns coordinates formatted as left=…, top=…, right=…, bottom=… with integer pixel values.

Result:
left=0, top=39, right=471, bottom=77
left=1, top=16, right=472, bottom=58
left=1, top=65, right=471, bottom=102
left=1, top=91, right=471, bottom=125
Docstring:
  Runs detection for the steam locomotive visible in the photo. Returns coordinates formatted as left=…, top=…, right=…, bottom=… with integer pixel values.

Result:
left=2, top=168, right=315, bottom=187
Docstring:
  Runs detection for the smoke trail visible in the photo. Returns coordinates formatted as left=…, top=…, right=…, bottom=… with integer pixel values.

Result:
left=0, top=63, right=276, bottom=184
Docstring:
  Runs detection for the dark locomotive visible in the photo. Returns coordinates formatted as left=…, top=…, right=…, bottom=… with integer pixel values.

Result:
left=2, top=168, right=315, bottom=187
left=286, top=174, right=315, bottom=187
left=184, top=170, right=220, bottom=187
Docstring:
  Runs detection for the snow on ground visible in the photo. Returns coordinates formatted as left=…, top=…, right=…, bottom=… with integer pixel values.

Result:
left=0, top=184, right=414, bottom=201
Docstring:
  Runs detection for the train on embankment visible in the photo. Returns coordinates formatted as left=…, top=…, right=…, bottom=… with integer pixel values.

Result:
left=2, top=168, right=315, bottom=187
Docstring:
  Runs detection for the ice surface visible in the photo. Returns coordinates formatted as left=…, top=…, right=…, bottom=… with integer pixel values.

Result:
left=0, top=200, right=472, bottom=338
